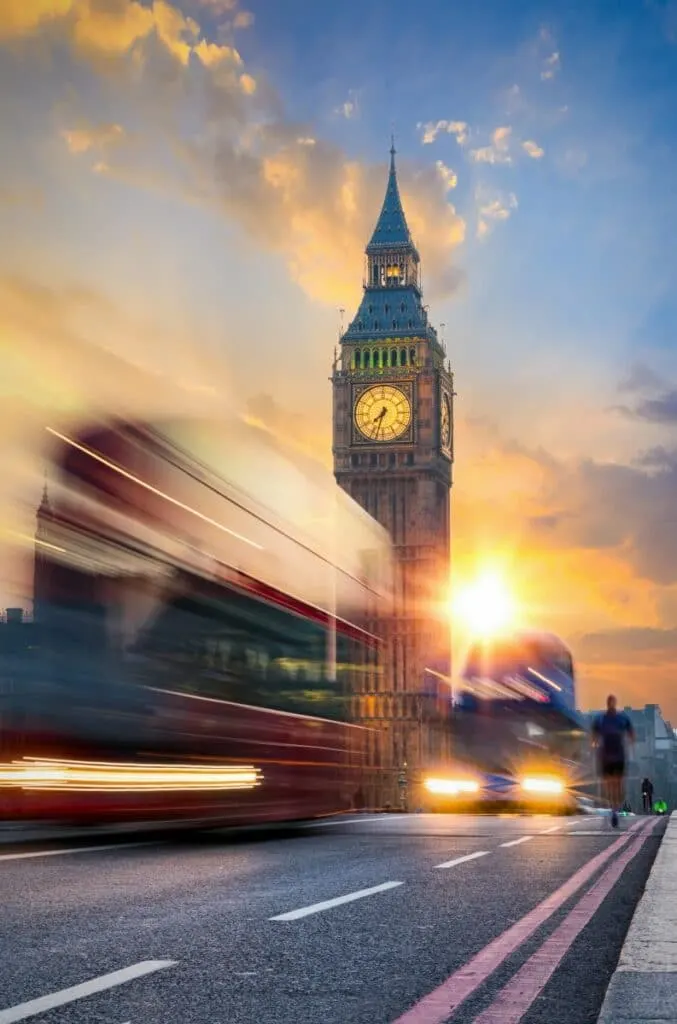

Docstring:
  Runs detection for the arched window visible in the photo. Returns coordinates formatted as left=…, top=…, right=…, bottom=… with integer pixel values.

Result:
left=374, top=320, right=379, bottom=330
left=408, top=319, right=413, bottom=329
left=384, top=304, right=390, bottom=315
left=400, top=348, right=407, bottom=366
left=409, top=347, right=416, bottom=364
left=392, top=320, right=397, bottom=329
left=390, top=349, right=397, bottom=367
left=368, top=304, right=373, bottom=314
left=400, top=302, right=406, bottom=313
left=354, top=350, right=361, bottom=369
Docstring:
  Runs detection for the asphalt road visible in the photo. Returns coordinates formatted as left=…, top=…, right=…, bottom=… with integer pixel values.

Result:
left=0, top=813, right=665, bottom=1024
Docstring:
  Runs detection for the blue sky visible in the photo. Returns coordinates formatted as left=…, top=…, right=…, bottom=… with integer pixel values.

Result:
left=2, top=0, right=677, bottom=714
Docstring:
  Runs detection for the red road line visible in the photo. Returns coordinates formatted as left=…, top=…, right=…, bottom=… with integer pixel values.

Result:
left=474, top=817, right=660, bottom=1023
left=391, top=818, right=648, bottom=1024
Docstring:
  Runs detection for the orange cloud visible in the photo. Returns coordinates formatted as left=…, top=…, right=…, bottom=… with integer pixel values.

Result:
left=470, top=125, right=513, bottom=165
left=62, top=122, right=125, bottom=154
left=5, top=0, right=464, bottom=307
left=522, top=139, right=544, bottom=159
left=0, top=0, right=229, bottom=67
left=0, top=0, right=72, bottom=39
left=452, top=413, right=677, bottom=714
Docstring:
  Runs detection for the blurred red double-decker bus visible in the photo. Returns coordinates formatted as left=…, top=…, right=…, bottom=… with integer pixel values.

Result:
left=0, top=415, right=392, bottom=826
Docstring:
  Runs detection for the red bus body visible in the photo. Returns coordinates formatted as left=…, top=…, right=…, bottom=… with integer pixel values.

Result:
left=0, top=417, right=392, bottom=825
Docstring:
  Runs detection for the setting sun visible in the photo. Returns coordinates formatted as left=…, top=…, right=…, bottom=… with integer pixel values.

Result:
left=452, top=570, right=519, bottom=637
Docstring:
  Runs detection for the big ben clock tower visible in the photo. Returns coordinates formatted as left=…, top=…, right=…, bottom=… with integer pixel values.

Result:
left=332, top=144, right=454, bottom=805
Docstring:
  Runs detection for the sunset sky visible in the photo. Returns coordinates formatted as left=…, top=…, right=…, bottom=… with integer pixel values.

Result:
left=2, top=0, right=677, bottom=718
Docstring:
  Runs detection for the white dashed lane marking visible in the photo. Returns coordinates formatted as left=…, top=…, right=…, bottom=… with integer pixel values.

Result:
left=270, top=881, right=403, bottom=921
left=500, top=835, right=534, bottom=848
left=0, top=841, right=159, bottom=863
left=0, top=961, right=176, bottom=1023
left=435, top=851, right=490, bottom=870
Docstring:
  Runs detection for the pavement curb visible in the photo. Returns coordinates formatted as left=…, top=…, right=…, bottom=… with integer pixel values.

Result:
left=597, top=812, right=677, bottom=1023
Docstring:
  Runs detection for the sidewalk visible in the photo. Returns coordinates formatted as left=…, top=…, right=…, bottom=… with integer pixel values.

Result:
left=597, top=812, right=677, bottom=1023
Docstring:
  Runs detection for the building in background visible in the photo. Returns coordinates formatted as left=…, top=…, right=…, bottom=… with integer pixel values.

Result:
left=332, top=144, right=454, bottom=807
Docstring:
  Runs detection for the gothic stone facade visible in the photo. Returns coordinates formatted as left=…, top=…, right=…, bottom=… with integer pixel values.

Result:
left=332, top=146, right=454, bottom=806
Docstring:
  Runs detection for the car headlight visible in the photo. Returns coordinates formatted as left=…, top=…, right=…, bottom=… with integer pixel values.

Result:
left=424, top=778, right=480, bottom=796
left=521, top=776, right=564, bottom=795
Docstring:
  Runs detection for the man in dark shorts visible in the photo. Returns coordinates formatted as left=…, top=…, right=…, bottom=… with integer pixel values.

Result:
left=592, top=694, right=634, bottom=828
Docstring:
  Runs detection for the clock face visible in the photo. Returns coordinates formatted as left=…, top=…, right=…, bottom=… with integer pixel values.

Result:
left=354, top=384, right=412, bottom=442
left=441, top=393, right=451, bottom=448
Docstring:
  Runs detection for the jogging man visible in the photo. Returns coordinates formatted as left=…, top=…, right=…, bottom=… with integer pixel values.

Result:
left=592, top=695, right=635, bottom=828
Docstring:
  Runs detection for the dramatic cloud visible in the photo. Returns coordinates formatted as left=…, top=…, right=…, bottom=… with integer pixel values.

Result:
left=522, top=139, right=544, bottom=159
left=630, top=391, right=677, bottom=423
left=515, top=442, right=677, bottom=587
left=452, top=416, right=677, bottom=714
left=435, top=160, right=457, bottom=191
left=1, top=1, right=463, bottom=307
left=470, top=125, right=513, bottom=164
left=419, top=119, right=469, bottom=146
left=0, top=0, right=242, bottom=69
left=476, top=188, right=518, bottom=238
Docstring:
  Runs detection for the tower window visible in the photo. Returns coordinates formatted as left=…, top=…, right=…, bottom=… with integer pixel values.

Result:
left=400, top=348, right=407, bottom=366
left=351, top=455, right=359, bottom=467
left=374, top=321, right=379, bottom=330
left=384, top=304, right=389, bottom=314
left=392, top=320, right=397, bottom=329
left=368, top=305, right=373, bottom=314
left=410, top=347, right=416, bottom=364
left=408, top=319, right=413, bottom=328
left=400, top=303, right=406, bottom=313
left=354, top=350, right=361, bottom=368
left=390, top=349, right=397, bottom=367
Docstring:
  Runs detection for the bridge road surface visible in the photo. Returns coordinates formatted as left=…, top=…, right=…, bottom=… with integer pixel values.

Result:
left=0, top=813, right=665, bottom=1024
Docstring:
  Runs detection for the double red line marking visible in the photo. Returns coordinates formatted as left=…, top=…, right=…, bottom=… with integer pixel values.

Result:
left=393, top=817, right=659, bottom=1024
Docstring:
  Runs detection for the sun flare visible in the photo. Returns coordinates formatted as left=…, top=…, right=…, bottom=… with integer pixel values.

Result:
left=452, top=570, right=519, bottom=638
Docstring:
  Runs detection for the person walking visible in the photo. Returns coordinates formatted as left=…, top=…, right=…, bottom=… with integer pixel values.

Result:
left=592, top=695, right=635, bottom=828
left=641, top=777, right=654, bottom=814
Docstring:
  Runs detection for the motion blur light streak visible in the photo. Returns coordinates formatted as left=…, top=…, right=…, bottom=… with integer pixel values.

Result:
left=528, top=667, right=562, bottom=692
left=45, top=427, right=263, bottom=551
left=0, top=758, right=262, bottom=792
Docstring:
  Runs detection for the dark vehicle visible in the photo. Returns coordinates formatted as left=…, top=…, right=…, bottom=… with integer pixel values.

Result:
left=0, top=416, right=392, bottom=825
left=424, top=631, right=588, bottom=812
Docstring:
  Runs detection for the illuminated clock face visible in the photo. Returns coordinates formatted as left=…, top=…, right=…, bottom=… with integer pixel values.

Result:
left=354, top=384, right=412, bottom=442
left=441, top=393, right=451, bottom=448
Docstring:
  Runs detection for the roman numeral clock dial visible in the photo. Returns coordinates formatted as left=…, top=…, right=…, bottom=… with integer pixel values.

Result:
left=354, top=384, right=412, bottom=442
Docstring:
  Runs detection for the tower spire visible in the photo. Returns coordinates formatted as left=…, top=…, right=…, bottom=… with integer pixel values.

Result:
left=38, top=471, right=50, bottom=514
left=366, top=143, right=418, bottom=257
